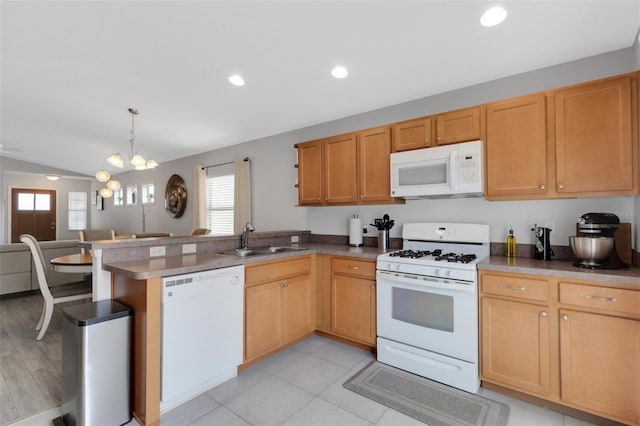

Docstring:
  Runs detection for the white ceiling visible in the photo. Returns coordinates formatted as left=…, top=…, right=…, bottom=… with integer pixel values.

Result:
left=1, top=1, right=639, bottom=176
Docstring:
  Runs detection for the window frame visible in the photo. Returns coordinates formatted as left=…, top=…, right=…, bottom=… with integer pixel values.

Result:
left=68, top=191, right=87, bottom=231
left=206, top=164, right=235, bottom=235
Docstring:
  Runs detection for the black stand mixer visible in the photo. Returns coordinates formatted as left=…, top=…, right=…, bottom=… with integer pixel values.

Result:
left=572, top=212, right=628, bottom=269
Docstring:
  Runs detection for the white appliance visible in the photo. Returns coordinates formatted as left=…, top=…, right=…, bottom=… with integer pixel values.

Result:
left=390, top=140, right=483, bottom=199
left=161, top=265, right=244, bottom=413
left=376, top=222, right=490, bottom=394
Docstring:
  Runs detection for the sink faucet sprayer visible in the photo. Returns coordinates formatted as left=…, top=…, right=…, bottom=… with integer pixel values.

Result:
left=241, top=223, right=254, bottom=249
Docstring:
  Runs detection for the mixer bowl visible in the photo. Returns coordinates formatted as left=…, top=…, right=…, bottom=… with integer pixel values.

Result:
left=569, top=236, right=614, bottom=266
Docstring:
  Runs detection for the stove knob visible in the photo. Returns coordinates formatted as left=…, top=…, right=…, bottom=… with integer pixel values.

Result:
left=437, top=269, right=451, bottom=277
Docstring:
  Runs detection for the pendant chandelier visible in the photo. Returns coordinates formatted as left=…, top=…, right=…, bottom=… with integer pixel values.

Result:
left=96, top=107, right=159, bottom=198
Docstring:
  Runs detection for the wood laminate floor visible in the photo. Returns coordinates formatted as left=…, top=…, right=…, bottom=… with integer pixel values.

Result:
left=0, top=292, right=84, bottom=426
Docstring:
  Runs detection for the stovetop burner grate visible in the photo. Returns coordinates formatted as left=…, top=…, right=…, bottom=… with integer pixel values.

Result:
left=388, top=250, right=477, bottom=263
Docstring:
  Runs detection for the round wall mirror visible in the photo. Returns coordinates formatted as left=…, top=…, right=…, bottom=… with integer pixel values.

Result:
left=165, top=174, right=187, bottom=218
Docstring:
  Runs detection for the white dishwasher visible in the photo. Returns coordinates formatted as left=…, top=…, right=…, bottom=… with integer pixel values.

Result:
left=160, top=265, right=244, bottom=413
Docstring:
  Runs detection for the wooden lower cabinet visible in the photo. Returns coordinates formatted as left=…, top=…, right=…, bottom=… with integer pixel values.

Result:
left=481, top=297, right=550, bottom=396
left=329, top=257, right=376, bottom=345
left=244, top=257, right=313, bottom=362
left=559, top=309, right=639, bottom=424
left=480, top=270, right=640, bottom=425
left=331, top=273, right=376, bottom=345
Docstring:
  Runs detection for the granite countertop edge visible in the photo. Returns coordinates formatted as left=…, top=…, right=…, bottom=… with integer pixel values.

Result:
left=102, top=243, right=384, bottom=279
left=479, top=256, right=640, bottom=286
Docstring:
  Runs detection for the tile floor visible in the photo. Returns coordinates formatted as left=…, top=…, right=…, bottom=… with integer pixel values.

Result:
left=11, top=334, right=601, bottom=426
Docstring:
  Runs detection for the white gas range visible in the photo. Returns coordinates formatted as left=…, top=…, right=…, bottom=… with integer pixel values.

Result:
left=376, top=222, right=490, bottom=394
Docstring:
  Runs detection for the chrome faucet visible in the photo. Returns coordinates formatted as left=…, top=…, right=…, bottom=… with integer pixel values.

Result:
left=241, top=222, right=254, bottom=249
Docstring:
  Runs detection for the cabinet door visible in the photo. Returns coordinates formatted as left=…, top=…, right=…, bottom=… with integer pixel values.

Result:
left=331, top=274, right=376, bottom=345
left=282, top=274, right=311, bottom=343
left=555, top=77, right=634, bottom=195
left=560, top=310, right=639, bottom=424
left=358, top=126, right=393, bottom=202
left=486, top=94, right=548, bottom=199
left=245, top=281, right=284, bottom=361
left=324, top=133, right=358, bottom=204
left=392, top=117, right=432, bottom=152
left=297, top=140, right=324, bottom=205
left=481, top=297, right=550, bottom=396
left=436, top=106, right=481, bottom=145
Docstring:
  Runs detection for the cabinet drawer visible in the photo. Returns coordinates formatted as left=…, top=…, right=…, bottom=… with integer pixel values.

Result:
left=481, top=273, right=549, bottom=302
left=559, top=282, right=639, bottom=316
left=245, top=256, right=311, bottom=286
left=331, top=257, right=376, bottom=279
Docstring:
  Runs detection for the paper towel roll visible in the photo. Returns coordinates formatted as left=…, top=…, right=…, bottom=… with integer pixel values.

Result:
left=349, top=217, right=363, bottom=246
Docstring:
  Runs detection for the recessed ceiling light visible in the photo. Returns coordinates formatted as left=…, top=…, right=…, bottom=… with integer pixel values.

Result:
left=228, top=74, right=245, bottom=86
left=331, top=66, right=349, bottom=79
left=480, top=6, right=507, bottom=27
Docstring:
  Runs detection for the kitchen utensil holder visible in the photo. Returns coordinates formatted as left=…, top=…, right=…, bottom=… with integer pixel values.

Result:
left=378, top=229, right=389, bottom=251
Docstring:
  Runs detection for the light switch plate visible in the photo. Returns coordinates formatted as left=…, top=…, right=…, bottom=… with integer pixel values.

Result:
left=291, top=236, right=299, bottom=243
left=544, top=221, right=555, bottom=235
left=182, top=244, right=197, bottom=254
left=150, top=246, right=166, bottom=257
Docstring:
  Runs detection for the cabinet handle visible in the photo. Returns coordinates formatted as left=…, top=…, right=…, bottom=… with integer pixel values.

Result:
left=280, top=282, right=289, bottom=288
left=540, top=311, right=547, bottom=318
left=557, top=183, right=565, bottom=190
left=502, top=285, right=526, bottom=291
left=538, top=184, right=546, bottom=190
left=586, top=295, right=616, bottom=303
left=348, top=266, right=360, bottom=270
left=324, top=197, right=328, bottom=201
left=425, top=138, right=430, bottom=144
left=561, top=314, right=568, bottom=321
left=370, top=284, right=375, bottom=289
left=437, top=136, right=442, bottom=141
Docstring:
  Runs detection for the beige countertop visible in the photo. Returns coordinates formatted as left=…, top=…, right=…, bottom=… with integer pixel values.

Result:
left=102, top=243, right=384, bottom=280
left=479, top=255, right=640, bottom=286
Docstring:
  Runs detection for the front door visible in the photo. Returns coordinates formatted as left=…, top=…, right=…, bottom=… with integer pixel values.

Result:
left=11, top=188, right=56, bottom=243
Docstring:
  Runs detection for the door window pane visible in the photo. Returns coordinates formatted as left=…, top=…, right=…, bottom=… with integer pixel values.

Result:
left=35, top=194, right=51, bottom=210
left=141, top=183, right=155, bottom=205
left=18, top=193, right=34, bottom=210
left=126, top=185, right=137, bottom=206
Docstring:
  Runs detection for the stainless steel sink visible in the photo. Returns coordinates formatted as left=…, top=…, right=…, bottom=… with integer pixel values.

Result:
left=219, top=248, right=269, bottom=257
left=264, top=246, right=307, bottom=253
left=218, top=246, right=307, bottom=257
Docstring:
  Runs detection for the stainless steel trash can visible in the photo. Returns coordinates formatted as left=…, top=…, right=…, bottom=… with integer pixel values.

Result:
left=57, top=300, right=132, bottom=426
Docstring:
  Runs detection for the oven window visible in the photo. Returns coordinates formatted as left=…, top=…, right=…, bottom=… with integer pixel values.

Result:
left=398, top=162, right=447, bottom=186
left=392, top=287, right=453, bottom=332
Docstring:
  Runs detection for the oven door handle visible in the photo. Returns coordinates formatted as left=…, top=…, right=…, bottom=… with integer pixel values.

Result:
left=376, top=270, right=475, bottom=293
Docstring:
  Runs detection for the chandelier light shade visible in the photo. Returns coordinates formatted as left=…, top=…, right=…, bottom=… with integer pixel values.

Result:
left=107, top=179, right=121, bottom=190
left=96, top=170, right=111, bottom=182
left=107, top=153, right=124, bottom=168
left=99, top=187, right=113, bottom=198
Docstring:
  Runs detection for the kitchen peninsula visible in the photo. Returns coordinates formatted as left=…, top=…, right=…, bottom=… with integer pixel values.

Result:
left=81, top=232, right=380, bottom=425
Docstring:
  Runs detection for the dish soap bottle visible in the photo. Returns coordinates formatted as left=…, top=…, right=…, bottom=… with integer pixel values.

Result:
left=507, top=227, right=516, bottom=258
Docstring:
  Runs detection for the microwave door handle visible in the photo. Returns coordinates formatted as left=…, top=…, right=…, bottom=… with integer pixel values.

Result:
left=449, top=151, right=458, bottom=192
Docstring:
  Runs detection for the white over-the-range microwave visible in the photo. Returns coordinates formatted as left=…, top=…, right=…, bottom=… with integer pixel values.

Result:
left=390, top=140, right=484, bottom=199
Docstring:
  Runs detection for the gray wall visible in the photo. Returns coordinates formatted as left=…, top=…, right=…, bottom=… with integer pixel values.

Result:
left=3, top=46, right=639, bottom=248
left=1, top=157, right=92, bottom=243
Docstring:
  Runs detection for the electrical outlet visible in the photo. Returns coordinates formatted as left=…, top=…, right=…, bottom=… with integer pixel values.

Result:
left=291, top=235, right=299, bottom=243
left=182, top=244, right=196, bottom=254
left=544, top=221, right=555, bottom=235
left=150, top=246, right=166, bottom=257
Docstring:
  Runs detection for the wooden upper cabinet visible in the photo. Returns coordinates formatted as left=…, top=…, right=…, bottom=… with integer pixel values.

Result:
left=436, top=106, right=481, bottom=145
left=324, top=133, right=358, bottom=204
left=358, top=126, right=393, bottom=202
left=486, top=94, right=549, bottom=199
left=297, top=140, right=323, bottom=205
left=392, top=117, right=432, bottom=152
left=554, top=76, right=634, bottom=195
